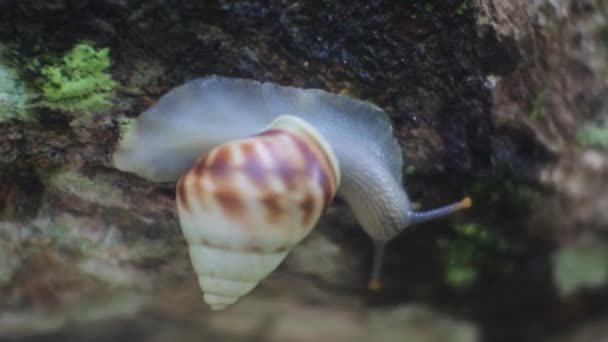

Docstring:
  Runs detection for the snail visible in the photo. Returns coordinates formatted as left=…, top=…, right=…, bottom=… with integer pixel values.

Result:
left=113, top=75, right=471, bottom=310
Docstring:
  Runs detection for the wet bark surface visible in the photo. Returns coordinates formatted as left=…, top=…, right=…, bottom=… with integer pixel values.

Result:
left=0, top=0, right=607, bottom=341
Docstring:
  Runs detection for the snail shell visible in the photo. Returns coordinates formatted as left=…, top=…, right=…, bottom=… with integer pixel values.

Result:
left=176, top=115, right=339, bottom=309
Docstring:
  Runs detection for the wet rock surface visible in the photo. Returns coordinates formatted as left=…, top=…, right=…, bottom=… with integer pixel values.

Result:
left=0, top=0, right=607, bottom=341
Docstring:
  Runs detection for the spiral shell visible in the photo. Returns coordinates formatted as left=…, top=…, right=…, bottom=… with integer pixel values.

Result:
left=176, top=115, right=340, bottom=309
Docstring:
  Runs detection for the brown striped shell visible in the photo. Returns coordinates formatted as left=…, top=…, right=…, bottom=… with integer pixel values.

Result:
left=176, top=115, right=339, bottom=310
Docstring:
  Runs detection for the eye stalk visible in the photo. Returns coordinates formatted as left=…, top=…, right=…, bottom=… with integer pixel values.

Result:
left=368, top=240, right=386, bottom=291
left=368, top=197, right=472, bottom=291
left=407, top=196, right=472, bottom=226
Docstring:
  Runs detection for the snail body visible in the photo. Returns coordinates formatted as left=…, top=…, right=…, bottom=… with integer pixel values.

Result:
left=114, top=75, right=471, bottom=309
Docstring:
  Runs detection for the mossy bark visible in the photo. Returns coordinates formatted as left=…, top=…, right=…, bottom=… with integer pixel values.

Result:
left=0, top=1, right=607, bottom=341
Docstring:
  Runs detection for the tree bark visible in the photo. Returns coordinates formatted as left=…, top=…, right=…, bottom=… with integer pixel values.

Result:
left=0, top=0, right=607, bottom=341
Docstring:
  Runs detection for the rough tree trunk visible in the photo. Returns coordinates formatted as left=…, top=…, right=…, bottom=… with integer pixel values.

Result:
left=0, top=1, right=607, bottom=341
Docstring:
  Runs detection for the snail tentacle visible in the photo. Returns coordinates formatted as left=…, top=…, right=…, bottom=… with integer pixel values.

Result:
left=406, top=197, right=472, bottom=226
left=368, top=240, right=386, bottom=291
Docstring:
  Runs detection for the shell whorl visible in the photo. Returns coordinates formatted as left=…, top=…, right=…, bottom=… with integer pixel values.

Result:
left=177, top=115, right=339, bottom=309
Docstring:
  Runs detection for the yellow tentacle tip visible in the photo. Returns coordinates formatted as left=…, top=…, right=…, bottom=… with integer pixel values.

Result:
left=460, top=196, right=472, bottom=209
left=368, top=279, right=382, bottom=292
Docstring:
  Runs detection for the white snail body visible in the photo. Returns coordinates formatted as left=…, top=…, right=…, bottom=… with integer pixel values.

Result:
left=113, top=75, right=471, bottom=309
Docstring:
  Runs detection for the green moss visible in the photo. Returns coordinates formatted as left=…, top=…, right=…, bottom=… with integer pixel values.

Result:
left=444, top=266, right=477, bottom=289
left=455, top=0, right=470, bottom=16
left=0, top=45, right=34, bottom=122
left=121, top=59, right=163, bottom=96
left=48, top=171, right=128, bottom=209
left=0, top=239, right=20, bottom=284
left=129, top=240, right=175, bottom=263
left=4, top=290, right=145, bottom=335
left=69, top=290, right=145, bottom=322
left=442, top=170, right=546, bottom=290
left=438, top=223, right=512, bottom=289
left=600, top=2, right=608, bottom=46
left=30, top=215, right=98, bottom=253
left=410, top=0, right=472, bottom=16
left=529, top=88, right=547, bottom=122
left=469, top=175, right=543, bottom=218
left=116, top=116, right=136, bottom=140
left=576, top=118, right=608, bottom=149
left=553, top=244, right=608, bottom=296
left=33, top=42, right=116, bottom=113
